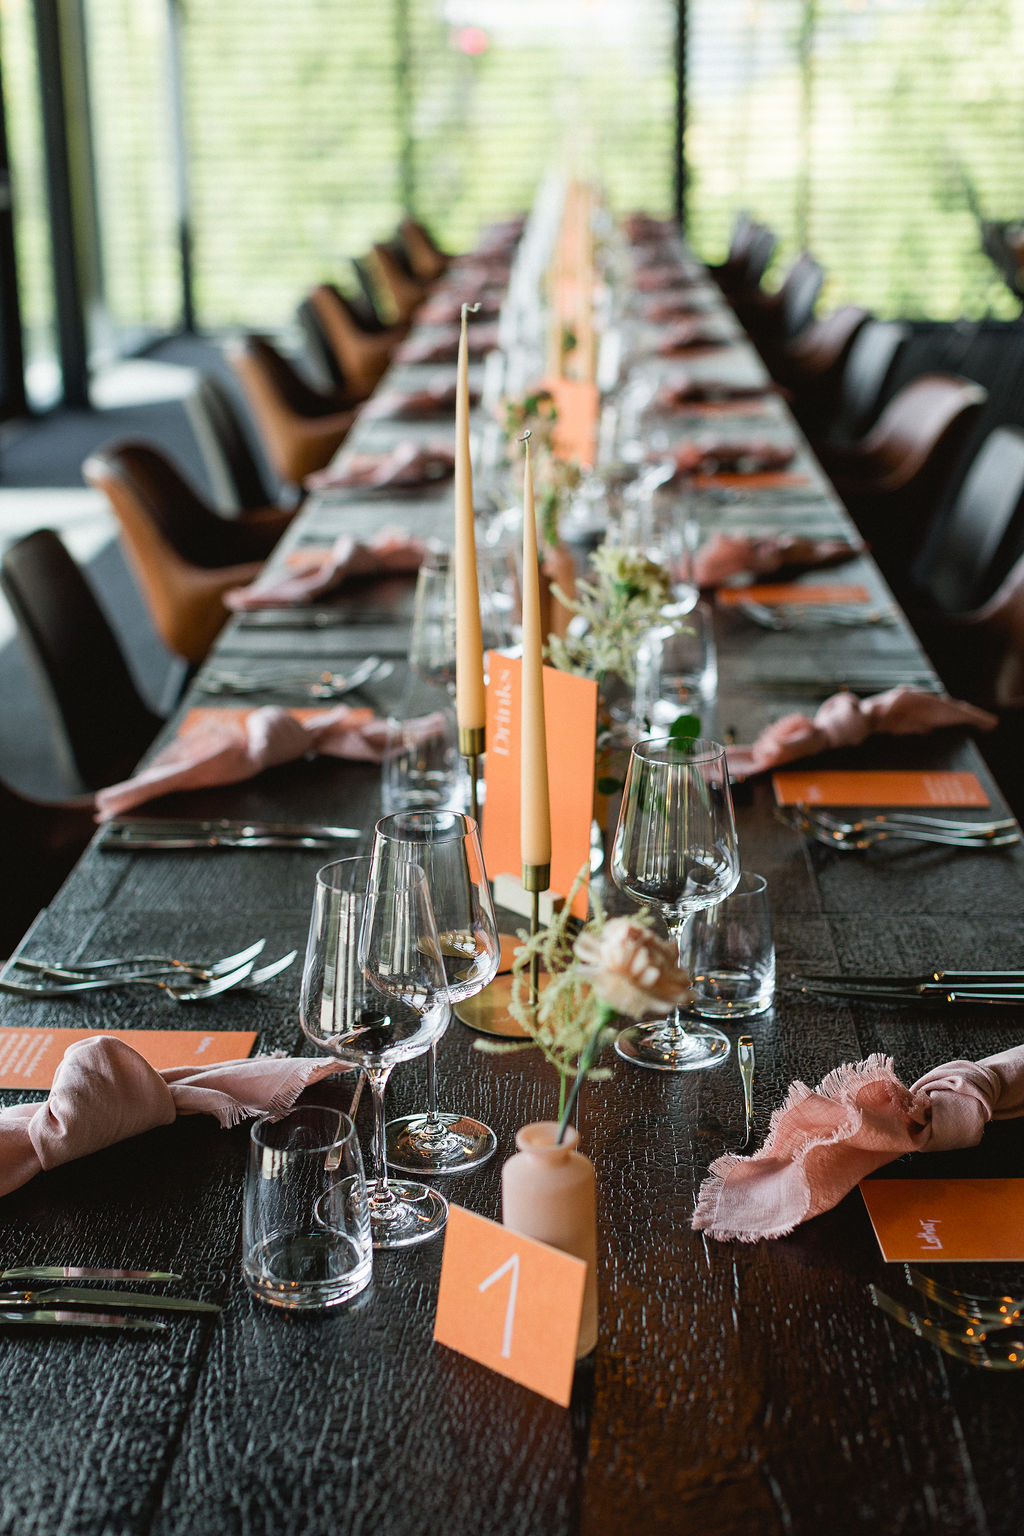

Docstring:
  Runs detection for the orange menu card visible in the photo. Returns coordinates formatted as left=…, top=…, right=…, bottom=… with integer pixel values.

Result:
left=0, top=1027, right=258, bottom=1091
left=717, top=583, right=872, bottom=607
left=860, top=1178, right=1024, bottom=1262
left=773, top=770, right=989, bottom=808
left=482, top=653, right=597, bottom=920
left=433, top=1205, right=587, bottom=1406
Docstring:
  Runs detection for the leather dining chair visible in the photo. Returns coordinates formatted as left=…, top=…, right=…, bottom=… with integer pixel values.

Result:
left=304, top=283, right=403, bottom=400
left=0, top=774, right=96, bottom=955
left=83, top=443, right=273, bottom=667
left=734, top=251, right=824, bottom=351
left=771, top=304, right=872, bottom=402
left=227, top=334, right=358, bottom=488
left=706, top=210, right=757, bottom=291
left=819, top=373, right=989, bottom=580
left=0, top=529, right=163, bottom=793
left=184, top=372, right=290, bottom=517
left=814, top=318, right=911, bottom=443
left=398, top=218, right=449, bottom=284
left=370, top=240, right=430, bottom=325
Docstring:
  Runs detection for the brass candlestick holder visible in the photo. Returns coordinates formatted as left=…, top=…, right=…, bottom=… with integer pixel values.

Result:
left=458, top=724, right=484, bottom=826
left=454, top=862, right=552, bottom=1039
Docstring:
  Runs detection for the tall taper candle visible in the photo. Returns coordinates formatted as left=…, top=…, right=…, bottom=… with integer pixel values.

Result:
left=520, top=433, right=552, bottom=882
left=455, top=302, right=486, bottom=758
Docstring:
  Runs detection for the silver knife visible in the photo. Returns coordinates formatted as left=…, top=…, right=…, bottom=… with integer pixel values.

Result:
left=104, top=818, right=359, bottom=839
left=235, top=610, right=392, bottom=629
left=0, top=1307, right=166, bottom=1332
left=101, top=834, right=355, bottom=851
left=738, top=1035, right=755, bottom=1151
left=0, top=1265, right=182, bottom=1282
left=793, top=980, right=1024, bottom=1006
left=0, top=1287, right=219, bottom=1314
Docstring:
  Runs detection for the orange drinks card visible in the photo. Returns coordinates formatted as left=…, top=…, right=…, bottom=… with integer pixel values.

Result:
left=482, top=653, right=598, bottom=920
left=541, top=376, right=599, bottom=467
left=860, top=1179, right=1024, bottom=1263
left=0, top=1027, right=258, bottom=1091
left=717, top=583, right=872, bottom=607
left=433, top=1205, right=587, bottom=1406
left=772, top=770, right=989, bottom=808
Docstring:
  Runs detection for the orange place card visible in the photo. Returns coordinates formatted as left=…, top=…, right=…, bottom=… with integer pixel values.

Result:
left=717, top=583, right=872, bottom=607
left=433, top=1205, right=587, bottom=1406
left=772, top=769, right=990, bottom=808
left=860, top=1178, right=1024, bottom=1263
left=694, top=471, right=810, bottom=492
left=540, top=376, right=599, bottom=467
left=0, top=1026, right=258, bottom=1091
left=482, top=653, right=598, bottom=920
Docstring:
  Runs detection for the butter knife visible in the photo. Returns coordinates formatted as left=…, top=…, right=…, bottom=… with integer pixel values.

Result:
left=0, top=1306, right=166, bottom=1332
left=0, top=1286, right=219, bottom=1314
left=0, top=1265, right=182, bottom=1282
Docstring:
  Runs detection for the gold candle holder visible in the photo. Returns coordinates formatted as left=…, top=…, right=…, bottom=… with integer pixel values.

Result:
left=458, top=724, right=485, bottom=825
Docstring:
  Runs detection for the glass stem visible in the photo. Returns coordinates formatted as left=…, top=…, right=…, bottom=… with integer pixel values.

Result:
left=424, top=1042, right=441, bottom=1130
left=365, top=1065, right=394, bottom=1203
left=670, top=914, right=696, bottom=1038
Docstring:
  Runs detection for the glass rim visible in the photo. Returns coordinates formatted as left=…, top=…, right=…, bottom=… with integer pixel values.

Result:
left=630, top=734, right=727, bottom=766
left=249, top=1103, right=357, bottom=1152
left=314, top=855, right=428, bottom=897
left=374, top=809, right=479, bottom=843
left=728, top=871, right=769, bottom=898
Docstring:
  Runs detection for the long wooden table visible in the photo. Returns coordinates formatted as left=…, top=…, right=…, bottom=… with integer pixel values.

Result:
left=2, top=228, right=1023, bottom=1536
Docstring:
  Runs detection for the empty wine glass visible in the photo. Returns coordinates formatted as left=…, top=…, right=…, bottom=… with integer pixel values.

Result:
left=370, top=810, right=500, bottom=1173
left=610, top=736, right=740, bottom=1070
left=300, top=856, right=450, bottom=1248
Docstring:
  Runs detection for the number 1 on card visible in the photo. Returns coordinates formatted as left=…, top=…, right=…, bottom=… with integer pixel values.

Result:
left=433, top=1205, right=588, bottom=1406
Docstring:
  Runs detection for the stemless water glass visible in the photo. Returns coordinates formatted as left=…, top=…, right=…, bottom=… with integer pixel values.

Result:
left=370, top=810, right=500, bottom=1173
left=633, top=601, right=719, bottom=740
left=610, top=736, right=741, bottom=1070
left=300, top=856, right=450, bottom=1248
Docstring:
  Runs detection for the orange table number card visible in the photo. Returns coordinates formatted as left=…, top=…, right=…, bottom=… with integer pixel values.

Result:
left=482, top=653, right=598, bottom=921
left=860, top=1178, right=1024, bottom=1263
left=772, top=769, right=989, bottom=808
left=717, top=583, right=872, bottom=608
left=0, top=1027, right=258, bottom=1091
left=433, top=1205, right=588, bottom=1406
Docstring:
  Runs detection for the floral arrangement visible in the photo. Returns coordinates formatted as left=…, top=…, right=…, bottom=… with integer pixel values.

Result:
left=477, top=879, right=692, bottom=1140
left=498, top=389, right=583, bottom=546
left=546, top=543, right=673, bottom=687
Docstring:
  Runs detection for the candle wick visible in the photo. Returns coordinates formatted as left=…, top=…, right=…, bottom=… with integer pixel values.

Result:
left=518, top=430, right=532, bottom=444
left=461, top=301, right=482, bottom=319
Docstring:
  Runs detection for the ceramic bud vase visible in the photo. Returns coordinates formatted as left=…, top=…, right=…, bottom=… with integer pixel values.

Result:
left=501, top=1121, right=599, bottom=1357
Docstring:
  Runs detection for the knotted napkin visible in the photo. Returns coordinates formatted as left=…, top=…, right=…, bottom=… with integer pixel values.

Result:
left=693, top=532, right=856, bottom=589
left=396, top=325, right=500, bottom=366
left=656, top=376, right=771, bottom=409
left=363, top=383, right=476, bottom=421
left=673, top=440, right=796, bottom=478
left=725, top=686, right=998, bottom=780
left=417, top=293, right=501, bottom=326
left=693, top=1044, right=1024, bottom=1242
left=224, top=529, right=425, bottom=611
left=93, top=704, right=446, bottom=821
left=305, top=441, right=455, bottom=492
left=657, top=320, right=730, bottom=355
left=0, top=1036, right=351, bottom=1199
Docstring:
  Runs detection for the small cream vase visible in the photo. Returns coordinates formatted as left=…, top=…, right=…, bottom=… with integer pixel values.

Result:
left=500, top=1121, right=599, bottom=1357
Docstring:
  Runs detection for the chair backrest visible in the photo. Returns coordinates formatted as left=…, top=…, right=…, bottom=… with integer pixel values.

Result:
left=228, top=334, right=348, bottom=420
left=831, top=319, right=911, bottom=439
left=912, top=425, right=1024, bottom=613
left=349, top=258, right=388, bottom=331
left=742, top=224, right=778, bottom=289
left=296, top=298, right=349, bottom=392
left=184, top=373, right=278, bottom=515
left=775, top=252, right=824, bottom=341
left=0, top=529, right=162, bottom=792
left=0, top=774, right=95, bottom=954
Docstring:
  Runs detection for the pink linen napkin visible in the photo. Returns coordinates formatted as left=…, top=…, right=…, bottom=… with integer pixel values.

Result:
left=362, top=383, right=469, bottom=420
left=396, top=325, right=500, bottom=365
left=0, top=1035, right=351, bottom=1199
left=224, top=529, right=425, bottom=610
left=673, top=439, right=796, bottom=477
left=93, top=704, right=447, bottom=820
left=693, top=533, right=856, bottom=589
left=693, top=1044, right=1024, bottom=1242
left=417, top=293, right=501, bottom=326
left=656, top=376, right=771, bottom=409
left=305, top=442, right=455, bottom=492
left=725, top=686, right=998, bottom=780
left=633, top=267, right=696, bottom=293
left=657, top=320, right=730, bottom=355
left=644, top=297, right=712, bottom=323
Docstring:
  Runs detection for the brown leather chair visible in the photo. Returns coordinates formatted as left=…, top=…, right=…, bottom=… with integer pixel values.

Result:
left=370, top=241, right=430, bottom=325
left=0, top=528, right=164, bottom=792
left=771, top=304, right=872, bottom=396
left=398, top=218, right=449, bottom=284
left=306, top=284, right=403, bottom=400
left=227, top=334, right=357, bottom=487
left=819, top=373, right=988, bottom=578
left=735, top=251, right=824, bottom=353
left=83, top=444, right=271, bottom=666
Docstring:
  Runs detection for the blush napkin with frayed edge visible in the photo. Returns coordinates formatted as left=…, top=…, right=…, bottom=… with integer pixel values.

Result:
left=726, top=687, right=998, bottom=781
left=693, top=532, right=854, bottom=588
left=0, top=1036, right=351, bottom=1199
left=224, top=529, right=425, bottom=610
left=93, top=704, right=447, bottom=821
left=305, top=442, right=455, bottom=492
left=692, top=1044, right=1024, bottom=1243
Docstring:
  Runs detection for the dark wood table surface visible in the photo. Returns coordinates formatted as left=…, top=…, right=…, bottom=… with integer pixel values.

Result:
left=2, top=233, right=1023, bottom=1536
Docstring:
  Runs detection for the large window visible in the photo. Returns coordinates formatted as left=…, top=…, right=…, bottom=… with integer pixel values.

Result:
left=685, top=0, right=1024, bottom=319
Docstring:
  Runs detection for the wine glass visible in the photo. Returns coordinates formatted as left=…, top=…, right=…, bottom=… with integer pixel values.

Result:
left=299, top=856, right=450, bottom=1248
left=370, top=810, right=500, bottom=1173
left=610, top=736, right=740, bottom=1070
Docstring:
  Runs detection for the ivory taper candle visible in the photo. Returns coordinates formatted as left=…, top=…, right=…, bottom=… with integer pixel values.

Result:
left=455, top=302, right=485, bottom=752
left=520, top=434, right=552, bottom=878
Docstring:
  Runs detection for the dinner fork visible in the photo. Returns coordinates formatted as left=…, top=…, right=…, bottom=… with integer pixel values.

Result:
left=0, top=960, right=257, bottom=1002
left=904, top=1266, right=1024, bottom=1328
left=736, top=599, right=893, bottom=631
left=13, top=938, right=267, bottom=983
left=869, top=1286, right=1024, bottom=1369
left=778, top=809, right=1019, bottom=851
left=793, top=806, right=1018, bottom=839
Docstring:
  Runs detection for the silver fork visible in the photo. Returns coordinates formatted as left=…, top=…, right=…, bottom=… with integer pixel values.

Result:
left=795, top=806, right=1018, bottom=839
left=904, top=1267, right=1024, bottom=1328
left=0, top=961, right=256, bottom=1002
left=13, top=938, right=267, bottom=983
left=778, top=810, right=1020, bottom=851
left=870, top=1286, right=1024, bottom=1370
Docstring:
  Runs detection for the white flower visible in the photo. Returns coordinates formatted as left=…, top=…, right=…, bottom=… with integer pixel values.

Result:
left=573, top=916, right=692, bottom=1018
